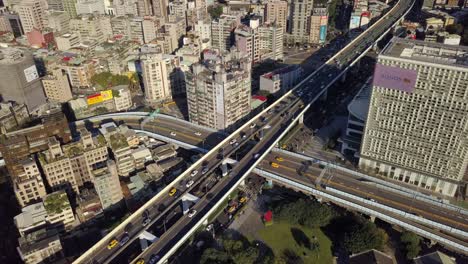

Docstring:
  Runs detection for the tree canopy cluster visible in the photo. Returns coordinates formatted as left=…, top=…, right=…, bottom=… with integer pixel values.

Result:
left=91, top=72, right=130, bottom=89
left=208, top=5, right=223, bottom=20
left=200, top=234, right=260, bottom=264
left=400, top=231, right=422, bottom=259
left=273, top=198, right=335, bottom=228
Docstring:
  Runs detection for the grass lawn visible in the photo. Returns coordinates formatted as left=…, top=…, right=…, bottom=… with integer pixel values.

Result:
left=258, top=222, right=333, bottom=263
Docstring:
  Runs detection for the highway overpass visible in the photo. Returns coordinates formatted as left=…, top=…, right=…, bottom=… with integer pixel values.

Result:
left=71, top=0, right=468, bottom=263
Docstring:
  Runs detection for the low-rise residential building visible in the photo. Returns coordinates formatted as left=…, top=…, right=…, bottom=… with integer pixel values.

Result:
left=14, top=203, right=48, bottom=237
left=132, top=146, right=152, bottom=169
left=60, top=57, right=96, bottom=88
left=39, top=129, right=108, bottom=193
left=75, top=188, right=103, bottom=222
left=17, top=229, right=64, bottom=264
left=55, top=33, right=80, bottom=51
left=108, top=133, right=135, bottom=176
left=93, top=160, right=123, bottom=210
left=43, top=191, right=75, bottom=229
left=14, top=159, right=47, bottom=207
left=259, top=65, right=302, bottom=94
left=112, top=85, right=133, bottom=111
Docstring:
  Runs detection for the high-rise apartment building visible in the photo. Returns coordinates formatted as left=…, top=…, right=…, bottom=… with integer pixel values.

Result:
left=14, top=0, right=46, bottom=33
left=48, top=0, right=65, bottom=11
left=141, top=53, right=173, bottom=103
left=93, top=160, right=123, bottom=210
left=360, top=38, right=468, bottom=197
left=76, top=0, right=106, bottom=15
left=288, top=0, right=314, bottom=44
left=235, top=22, right=283, bottom=64
left=70, top=15, right=106, bottom=44
left=17, top=229, right=64, bottom=264
left=113, top=0, right=139, bottom=16
left=13, top=159, right=47, bottom=207
left=211, top=14, right=240, bottom=51
left=41, top=68, right=73, bottom=103
left=151, top=0, right=168, bottom=19
left=47, top=11, right=71, bottom=33
left=257, top=22, right=284, bottom=61
left=265, top=0, right=288, bottom=33
left=186, top=49, right=251, bottom=130
left=62, top=0, right=78, bottom=18
left=0, top=48, right=46, bottom=112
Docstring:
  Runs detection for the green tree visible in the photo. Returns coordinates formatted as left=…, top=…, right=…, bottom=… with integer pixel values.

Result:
left=200, top=248, right=233, bottom=264
left=400, top=231, right=421, bottom=259
left=233, top=246, right=259, bottom=264
left=208, top=5, right=223, bottom=19
left=343, top=222, right=387, bottom=253
left=274, top=199, right=334, bottom=228
left=223, top=239, right=244, bottom=254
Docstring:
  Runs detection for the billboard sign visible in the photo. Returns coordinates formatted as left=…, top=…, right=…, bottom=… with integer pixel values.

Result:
left=101, top=90, right=113, bottom=101
left=372, top=64, right=418, bottom=93
left=350, top=15, right=361, bottom=29
left=24, top=65, right=39, bottom=83
left=87, top=93, right=103, bottom=105
left=319, top=25, right=327, bottom=43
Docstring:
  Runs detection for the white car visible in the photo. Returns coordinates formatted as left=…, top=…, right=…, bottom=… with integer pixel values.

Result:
left=170, top=131, right=176, bottom=136
left=229, top=139, right=237, bottom=145
left=190, top=170, right=198, bottom=177
left=188, top=209, right=197, bottom=218
left=253, top=153, right=260, bottom=159
left=194, top=131, right=202, bottom=136
left=250, top=123, right=256, bottom=128
left=264, top=125, right=271, bottom=129
left=142, top=217, right=151, bottom=226
left=186, top=180, right=195, bottom=188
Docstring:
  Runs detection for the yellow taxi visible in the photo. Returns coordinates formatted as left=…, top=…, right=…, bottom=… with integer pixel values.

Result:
left=107, top=238, right=118, bottom=250
left=270, top=162, right=280, bottom=168
left=239, top=196, right=248, bottom=203
left=275, top=156, right=284, bottom=162
left=228, top=206, right=237, bottom=213
left=169, top=188, right=177, bottom=196
left=135, top=258, right=145, bottom=264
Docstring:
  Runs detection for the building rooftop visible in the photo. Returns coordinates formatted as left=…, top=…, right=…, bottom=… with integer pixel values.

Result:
left=349, top=249, right=393, bottom=264
left=348, top=77, right=372, bottom=122
left=414, top=251, right=456, bottom=264
left=43, top=191, right=71, bottom=215
left=18, top=228, right=61, bottom=255
left=381, top=37, right=468, bottom=67
left=14, top=203, right=47, bottom=230
left=109, top=133, right=129, bottom=150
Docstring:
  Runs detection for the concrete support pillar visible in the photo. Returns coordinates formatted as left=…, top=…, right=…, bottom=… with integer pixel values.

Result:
left=203, top=218, right=208, bottom=225
left=320, top=89, right=328, bottom=101
left=298, top=114, right=304, bottom=124
left=429, top=240, right=437, bottom=247
left=340, top=72, right=347, bottom=83
left=370, top=215, right=376, bottom=222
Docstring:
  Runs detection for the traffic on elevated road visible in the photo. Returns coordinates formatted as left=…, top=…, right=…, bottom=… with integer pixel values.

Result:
left=75, top=0, right=421, bottom=263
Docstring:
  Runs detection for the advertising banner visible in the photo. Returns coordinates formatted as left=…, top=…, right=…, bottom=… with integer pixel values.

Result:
left=372, top=64, right=418, bottom=93
left=101, top=90, right=113, bottom=101
left=87, top=93, right=103, bottom=105
left=350, top=16, right=361, bottom=29
left=319, top=25, right=327, bottom=43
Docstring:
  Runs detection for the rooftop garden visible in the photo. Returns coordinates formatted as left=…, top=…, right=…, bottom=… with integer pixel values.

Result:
left=44, top=192, right=70, bottom=215
left=109, top=133, right=129, bottom=150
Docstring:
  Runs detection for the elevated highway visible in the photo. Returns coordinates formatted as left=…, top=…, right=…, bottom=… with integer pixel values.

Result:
left=72, top=0, right=468, bottom=263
